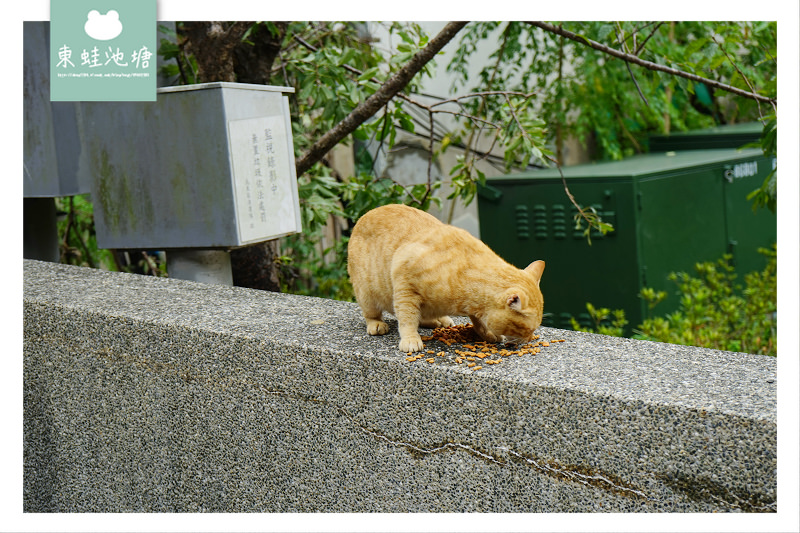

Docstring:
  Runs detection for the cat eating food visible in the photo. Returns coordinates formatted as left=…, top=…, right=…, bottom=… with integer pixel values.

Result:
left=347, top=204, right=545, bottom=353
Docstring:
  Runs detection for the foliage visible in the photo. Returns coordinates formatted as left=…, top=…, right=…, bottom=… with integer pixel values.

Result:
left=637, top=246, right=777, bottom=355
left=747, top=114, right=777, bottom=212
left=278, top=236, right=354, bottom=301
left=574, top=246, right=777, bottom=356
left=55, top=195, right=116, bottom=271
left=156, top=24, right=198, bottom=83
left=444, top=95, right=553, bottom=207
left=449, top=21, right=777, bottom=162
left=55, top=195, right=167, bottom=276
left=570, top=303, right=628, bottom=338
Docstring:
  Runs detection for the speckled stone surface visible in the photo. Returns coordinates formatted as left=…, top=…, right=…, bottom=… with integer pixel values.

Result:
left=23, top=259, right=777, bottom=512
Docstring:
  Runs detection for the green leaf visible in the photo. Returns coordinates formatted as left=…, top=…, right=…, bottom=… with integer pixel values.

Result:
left=339, top=47, right=357, bottom=66
left=684, top=36, right=709, bottom=57
left=357, top=67, right=379, bottom=82
left=349, top=85, right=361, bottom=106
left=709, top=53, right=727, bottom=70
left=157, top=39, right=181, bottom=60
left=475, top=168, right=487, bottom=186
left=398, top=114, right=416, bottom=133
left=597, top=24, right=618, bottom=43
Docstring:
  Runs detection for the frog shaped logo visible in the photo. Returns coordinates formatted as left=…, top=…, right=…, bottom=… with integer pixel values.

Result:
left=84, top=9, right=123, bottom=41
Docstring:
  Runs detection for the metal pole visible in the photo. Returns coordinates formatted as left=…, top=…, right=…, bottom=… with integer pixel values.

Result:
left=166, top=249, right=233, bottom=286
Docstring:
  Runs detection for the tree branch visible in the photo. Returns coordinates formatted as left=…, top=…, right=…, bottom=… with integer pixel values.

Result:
left=615, top=23, right=648, bottom=106
left=526, top=21, right=776, bottom=107
left=294, top=21, right=469, bottom=177
left=710, top=33, right=775, bottom=117
left=293, top=33, right=512, bottom=134
left=634, top=22, right=664, bottom=56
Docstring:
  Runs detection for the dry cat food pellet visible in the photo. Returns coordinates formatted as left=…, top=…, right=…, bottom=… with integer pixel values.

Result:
left=406, top=324, right=565, bottom=371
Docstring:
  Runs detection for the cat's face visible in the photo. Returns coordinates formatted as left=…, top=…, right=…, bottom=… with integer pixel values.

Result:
left=483, top=290, right=543, bottom=344
left=483, top=260, right=545, bottom=344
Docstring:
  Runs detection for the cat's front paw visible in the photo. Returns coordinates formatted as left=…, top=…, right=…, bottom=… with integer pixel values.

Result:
left=438, top=316, right=455, bottom=328
left=419, top=316, right=455, bottom=329
left=399, top=335, right=425, bottom=353
left=366, top=319, right=390, bottom=336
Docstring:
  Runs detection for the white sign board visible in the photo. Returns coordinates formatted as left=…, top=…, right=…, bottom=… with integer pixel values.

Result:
left=228, top=115, right=299, bottom=243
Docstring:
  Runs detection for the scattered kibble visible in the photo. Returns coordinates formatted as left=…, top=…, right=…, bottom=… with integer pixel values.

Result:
left=404, top=324, right=565, bottom=371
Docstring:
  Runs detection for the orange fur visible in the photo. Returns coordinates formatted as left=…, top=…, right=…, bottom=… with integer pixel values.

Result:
left=347, top=204, right=545, bottom=352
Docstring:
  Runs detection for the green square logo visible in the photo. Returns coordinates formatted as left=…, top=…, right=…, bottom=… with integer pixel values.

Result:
left=50, top=0, right=156, bottom=101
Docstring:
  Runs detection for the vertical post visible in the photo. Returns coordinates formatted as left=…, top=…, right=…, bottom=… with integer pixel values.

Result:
left=23, top=197, right=60, bottom=263
left=166, top=249, right=233, bottom=286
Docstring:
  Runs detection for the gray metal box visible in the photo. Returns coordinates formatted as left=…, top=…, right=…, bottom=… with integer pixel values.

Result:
left=78, top=82, right=301, bottom=249
left=24, top=21, right=88, bottom=197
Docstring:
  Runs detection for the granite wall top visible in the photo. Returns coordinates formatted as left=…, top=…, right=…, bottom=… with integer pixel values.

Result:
left=23, top=259, right=777, bottom=512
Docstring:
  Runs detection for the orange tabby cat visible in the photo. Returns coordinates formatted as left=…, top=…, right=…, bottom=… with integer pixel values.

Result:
left=348, top=204, right=545, bottom=353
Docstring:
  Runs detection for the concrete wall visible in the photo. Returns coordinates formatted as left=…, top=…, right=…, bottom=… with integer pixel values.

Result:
left=23, top=259, right=777, bottom=512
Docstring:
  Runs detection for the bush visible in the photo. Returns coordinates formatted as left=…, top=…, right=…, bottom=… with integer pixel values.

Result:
left=55, top=195, right=118, bottom=271
left=55, top=194, right=167, bottom=276
left=573, top=245, right=777, bottom=356
left=569, top=303, right=628, bottom=337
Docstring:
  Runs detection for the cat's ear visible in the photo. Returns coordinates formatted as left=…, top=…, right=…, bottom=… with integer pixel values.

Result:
left=524, top=260, right=545, bottom=286
left=507, top=294, right=522, bottom=311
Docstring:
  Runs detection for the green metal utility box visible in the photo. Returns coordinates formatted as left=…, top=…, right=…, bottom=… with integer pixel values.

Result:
left=477, top=148, right=776, bottom=331
left=648, top=122, right=762, bottom=152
